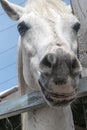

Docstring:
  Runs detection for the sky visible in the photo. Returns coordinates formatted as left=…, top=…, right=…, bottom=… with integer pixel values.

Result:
left=0, top=0, right=70, bottom=93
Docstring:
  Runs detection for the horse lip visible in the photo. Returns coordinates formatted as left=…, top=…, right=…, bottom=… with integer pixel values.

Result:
left=38, top=79, right=76, bottom=98
left=38, top=79, right=76, bottom=106
left=46, top=91, right=76, bottom=101
left=49, top=92, right=76, bottom=98
left=46, top=93, right=76, bottom=106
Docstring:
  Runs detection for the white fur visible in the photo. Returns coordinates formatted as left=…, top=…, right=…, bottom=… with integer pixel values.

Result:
left=0, top=0, right=82, bottom=130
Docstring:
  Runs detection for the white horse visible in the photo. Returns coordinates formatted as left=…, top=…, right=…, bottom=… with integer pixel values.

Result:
left=0, top=0, right=82, bottom=130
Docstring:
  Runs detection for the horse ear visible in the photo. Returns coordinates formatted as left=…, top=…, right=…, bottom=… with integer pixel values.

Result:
left=0, top=0, right=24, bottom=20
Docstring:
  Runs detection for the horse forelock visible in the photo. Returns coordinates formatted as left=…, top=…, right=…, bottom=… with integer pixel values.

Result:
left=25, top=0, right=71, bottom=17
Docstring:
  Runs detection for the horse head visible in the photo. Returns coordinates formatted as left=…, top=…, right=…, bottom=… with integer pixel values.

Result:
left=0, top=0, right=82, bottom=107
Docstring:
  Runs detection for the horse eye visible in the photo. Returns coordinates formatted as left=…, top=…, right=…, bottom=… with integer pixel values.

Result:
left=17, top=21, right=29, bottom=36
left=73, top=22, right=80, bottom=33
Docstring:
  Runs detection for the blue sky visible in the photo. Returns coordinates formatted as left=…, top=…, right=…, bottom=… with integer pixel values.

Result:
left=0, top=0, right=70, bottom=93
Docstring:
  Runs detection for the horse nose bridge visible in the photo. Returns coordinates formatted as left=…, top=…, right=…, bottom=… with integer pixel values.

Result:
left=53, top=57, right=70, bottom=84
left=52, top=48, right=73, bottom=81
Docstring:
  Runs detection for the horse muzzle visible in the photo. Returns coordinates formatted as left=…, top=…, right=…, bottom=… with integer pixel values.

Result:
left=38, top=78, right=76, bottom=107
left=39, top=48, right=81, bottom=107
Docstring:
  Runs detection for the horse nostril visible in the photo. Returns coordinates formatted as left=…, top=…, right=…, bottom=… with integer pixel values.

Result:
left=56, top=43, right=62, bottom=47
left=40, top=53, right=56, bottom=68
left=71, top=56, right=82, bottom=76
left=47, top=53, right=56, bottom=65
left=42, top=55, right=52, bottom=68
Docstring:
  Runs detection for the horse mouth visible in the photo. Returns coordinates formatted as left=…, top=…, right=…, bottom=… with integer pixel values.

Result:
left=45, top=92, right=76, bottom=106
left=38, top=80, right=76, bottom=107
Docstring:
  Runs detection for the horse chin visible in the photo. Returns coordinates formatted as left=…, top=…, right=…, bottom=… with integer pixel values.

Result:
left=38, top=80, right=76, bottom=107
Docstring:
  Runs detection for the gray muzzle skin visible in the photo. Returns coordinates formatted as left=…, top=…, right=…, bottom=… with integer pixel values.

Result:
left=39, top=49, right=82, bottom=107
left=38, top=70, right=79, bottom=107
left=38, top=78, right=75, bottom=107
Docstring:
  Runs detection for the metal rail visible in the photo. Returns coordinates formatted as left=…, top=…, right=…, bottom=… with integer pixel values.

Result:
left=0, top=91, right=46, bottom=119
left=0, top=78, right=87, bottom=119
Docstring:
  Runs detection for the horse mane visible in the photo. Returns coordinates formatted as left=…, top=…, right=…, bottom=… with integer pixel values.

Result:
left=25, top=0, right=71, bottom=17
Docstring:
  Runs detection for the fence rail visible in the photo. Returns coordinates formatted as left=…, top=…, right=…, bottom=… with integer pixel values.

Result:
left=0, top=78, right=87, bottom=119
left=0, top=91, right=46, bottom=119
